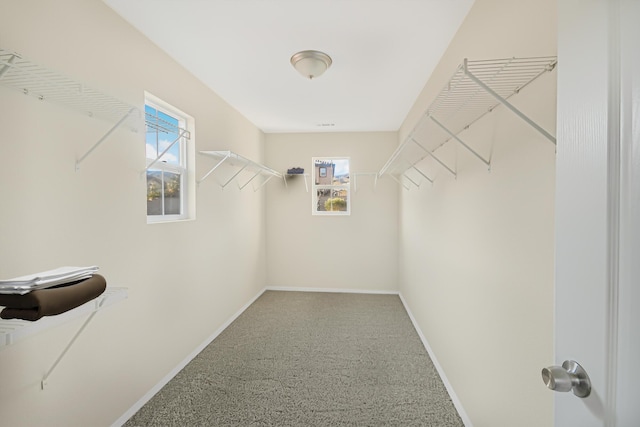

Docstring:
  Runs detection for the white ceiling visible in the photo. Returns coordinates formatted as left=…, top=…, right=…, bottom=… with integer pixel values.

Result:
left=102, top=0, right=474, bottom=133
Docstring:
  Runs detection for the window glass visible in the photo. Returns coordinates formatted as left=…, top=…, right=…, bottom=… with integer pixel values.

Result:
left=145, top=105, right=182, bottom=166
left=145, top=98, right=190, bottom=222
left=312, top=158, right=350, bottom=215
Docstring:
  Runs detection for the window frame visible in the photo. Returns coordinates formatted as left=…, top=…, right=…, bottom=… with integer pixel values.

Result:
left=145, top=93, right=194, bottom=224
left=311, top=157, right=350, bottom=216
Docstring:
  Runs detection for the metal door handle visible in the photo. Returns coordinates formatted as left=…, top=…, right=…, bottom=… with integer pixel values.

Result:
left=541, top=360, right=591, bottom=398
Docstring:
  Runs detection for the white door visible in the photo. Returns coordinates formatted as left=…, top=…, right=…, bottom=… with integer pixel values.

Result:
left=554, top=0, right=640, bottom=425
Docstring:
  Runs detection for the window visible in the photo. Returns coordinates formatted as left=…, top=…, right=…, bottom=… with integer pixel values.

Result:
left=145, top=94, right=193, bottom=222
left=312, top=157, right=350, bottom=215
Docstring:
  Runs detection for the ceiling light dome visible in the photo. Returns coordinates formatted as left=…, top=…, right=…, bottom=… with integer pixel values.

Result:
left=290, top=50, right=332, bottom=79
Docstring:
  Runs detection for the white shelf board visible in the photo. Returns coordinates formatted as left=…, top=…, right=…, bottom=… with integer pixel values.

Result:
left=0, top=287, right=127, bottom=348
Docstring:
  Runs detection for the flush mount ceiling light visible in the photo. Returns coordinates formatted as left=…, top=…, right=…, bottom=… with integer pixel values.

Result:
left=290, top=50, right=332, bottom=80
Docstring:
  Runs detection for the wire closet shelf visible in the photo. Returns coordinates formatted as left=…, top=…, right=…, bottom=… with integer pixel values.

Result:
left=0, top=48, right=141, bottom=127
left=0, top=47, right=142, bottom=170
left=378, top=56, right=557, bottom=189
left=198, top=150, right=284, bottom=191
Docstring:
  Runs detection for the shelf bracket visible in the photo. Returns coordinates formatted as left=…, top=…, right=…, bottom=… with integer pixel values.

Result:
left=253, top=175, right=274, bottom=192
left=40, top=299, right=105, bottom=390
left=403, top=173, right=420, bottom=188
left=378, top=146, right=404, bottom=177
left=411, top=137, right=458, bottom=178
left=387, top=173, right=410, bottom=190
left=463, top=60, right=556, bottom=145
left=0, top=54, right=16, bottom=79
left=198, top=151, right=282, bottom=191
left=197, top=153, right=231, bottom=185
left=411, top=165, right=434, bottom=185
left=221, top=164, right=247, bottom=189
left=427, top=117, right=491, bottom=170
left=353, top=173, right=378, bottom=193
left=239, top=170, right=262, bottom=190
left=75, top=107, right=138, bottom=171
left=285, top=174, right=309, bottom=192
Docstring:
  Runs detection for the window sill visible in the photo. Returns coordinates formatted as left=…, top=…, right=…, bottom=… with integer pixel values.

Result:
left=146, top=217, right=195, bottom=225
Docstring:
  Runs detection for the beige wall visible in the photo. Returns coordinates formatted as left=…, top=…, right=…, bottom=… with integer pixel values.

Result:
left=0, top=0, right=557, bottom=425
left=265, top=132, right=398, bottom=292
left=0, top=0, right=268, bottom=425
left=398, top=0, right=557, bottom=426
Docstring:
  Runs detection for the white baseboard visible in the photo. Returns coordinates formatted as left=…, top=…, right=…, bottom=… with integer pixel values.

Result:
left=111, top=287, right=268, bottom=427
left=397, top=292, right=473, bottom=427
left=266, top=285, right=399, bottom=295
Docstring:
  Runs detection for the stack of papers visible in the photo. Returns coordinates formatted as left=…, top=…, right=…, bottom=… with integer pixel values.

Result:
left=0, top=266, right=99, bottom=295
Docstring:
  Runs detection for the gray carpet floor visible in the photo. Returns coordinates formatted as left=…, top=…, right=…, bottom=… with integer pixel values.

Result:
left=124, top=291, right=464, bottom=426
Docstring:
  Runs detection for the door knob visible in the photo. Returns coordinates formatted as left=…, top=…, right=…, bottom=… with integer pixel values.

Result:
left=541, top=360, right=591, bottom=398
